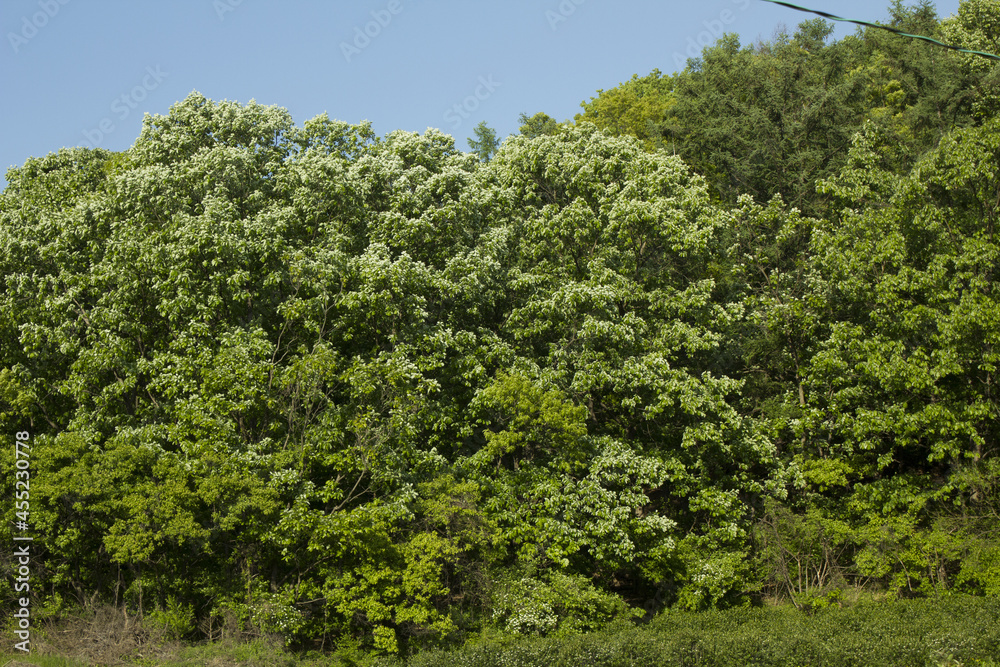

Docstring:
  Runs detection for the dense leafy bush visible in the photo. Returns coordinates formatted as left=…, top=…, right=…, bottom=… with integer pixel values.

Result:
left=404, top=597, right=1000, bottom=667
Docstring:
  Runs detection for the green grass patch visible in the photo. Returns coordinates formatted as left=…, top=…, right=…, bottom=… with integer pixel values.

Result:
left=7, top=596, right=999, bottom=666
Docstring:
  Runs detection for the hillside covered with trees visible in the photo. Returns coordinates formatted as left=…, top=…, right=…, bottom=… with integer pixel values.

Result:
left=2, top=0, right=999, bottom=663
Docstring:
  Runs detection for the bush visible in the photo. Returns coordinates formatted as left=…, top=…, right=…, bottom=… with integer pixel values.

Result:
left=146, top=595, right=196, bottom=640
left=404, top=596, right=1000, bottom=666
left=489, top=571, right=641, bottom=638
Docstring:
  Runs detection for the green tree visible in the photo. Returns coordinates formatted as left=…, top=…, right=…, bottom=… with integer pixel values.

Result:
left=851, top=0, right=977, bottom=167
left=749, top=115, right=1000, bottom=601
left=518, top=111, right=560, bottom=138
left=939, top=0, right=1000, bottom=121
left=471, top=124, right=789, bottom=608
left=467, top=120, right=499, bottom=162
left=804, top=116, right=1000, bottom=478
left=574, top=69, right=675, bottom=152
left=667, top=24, right=871, bottom=215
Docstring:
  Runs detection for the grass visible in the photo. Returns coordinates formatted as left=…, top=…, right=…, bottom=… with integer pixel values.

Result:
left=0, top=655, right=91, bottom=666
left=5, top=595, right=999, bottom=666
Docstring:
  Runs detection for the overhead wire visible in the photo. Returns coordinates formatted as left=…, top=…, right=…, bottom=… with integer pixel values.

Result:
left=758, top=0, right=1000, bottom=61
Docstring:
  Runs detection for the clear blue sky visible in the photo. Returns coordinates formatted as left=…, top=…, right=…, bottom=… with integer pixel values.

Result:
left=1, top=0, right=963, bottom=190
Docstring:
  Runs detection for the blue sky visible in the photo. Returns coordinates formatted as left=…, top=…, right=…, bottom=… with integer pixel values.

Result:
left=1, top=0, right=963, bottom=190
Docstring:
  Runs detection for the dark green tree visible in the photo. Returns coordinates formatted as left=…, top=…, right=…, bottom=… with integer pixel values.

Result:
left=668, top=23, right=871, bottom=216
left=517, top=111, right=560, bottom=138
left=467, top=120, right=499, bottom=162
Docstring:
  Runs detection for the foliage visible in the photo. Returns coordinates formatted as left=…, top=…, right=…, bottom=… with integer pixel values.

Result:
left=575, top=2, right=999, bottom=217
left=940, top=0, right=1000, bottom=120
left=405, top=596, right=1000, bottom=667
left=574, top=69, right=675, bottom=152
left=467, top=121, right=499, bottom=163
left=517, top=112, right=560, bottom=138
left=3, top=3, right=1000, bottom=660
left=0, top=94, right=785, bottom=655
left=489, top=571, right=640, bottom=637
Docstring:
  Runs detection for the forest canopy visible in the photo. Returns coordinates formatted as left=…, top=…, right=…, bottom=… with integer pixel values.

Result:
left=2, top=0, right=999, bottom=658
